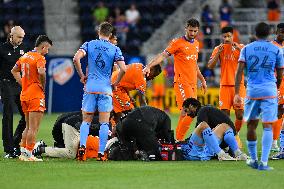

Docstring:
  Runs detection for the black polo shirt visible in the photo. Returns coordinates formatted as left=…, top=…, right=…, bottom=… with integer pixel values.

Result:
left=0, top=41, right=28, bottom=81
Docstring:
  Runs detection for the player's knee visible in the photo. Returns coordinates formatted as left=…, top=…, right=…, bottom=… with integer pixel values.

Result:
left=197, top=121, right=210, bottom=131
left=219, top=123, right=231, bottom=131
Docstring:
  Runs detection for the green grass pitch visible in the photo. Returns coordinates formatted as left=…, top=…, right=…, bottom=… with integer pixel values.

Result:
left=0, top=113, right=284, bottom=189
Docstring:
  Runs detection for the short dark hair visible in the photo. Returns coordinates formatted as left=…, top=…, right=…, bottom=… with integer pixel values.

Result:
left=186, top=18, right=199, bottom=28
left=221, top=26, right=233, bottom=34
left=98, top=22, right=114, bottom=37
left=277, top=23, right=284, bottom=29
left=255, top=22, right=270, bottom=38
left=35, top=35, right=53, bottom=47
left=182, top=98, right=201, bottom=111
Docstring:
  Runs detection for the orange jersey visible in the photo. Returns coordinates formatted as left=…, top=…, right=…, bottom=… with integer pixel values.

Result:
left=16, top=51, right=46, bottom=101
left=210, top=43, right=244, bottom=85
left=165, top=36, right=199, bottom=85
left=111, top=63, right=146, bottom=93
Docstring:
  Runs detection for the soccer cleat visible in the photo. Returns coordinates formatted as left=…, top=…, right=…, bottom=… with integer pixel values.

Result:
left=25, top=155, right=43, bottom=162
left=33, top=140, right=46, bottom=157
left=235, top=135, right=243, bottom=149
left=246, top=159, right=258, bottom=169
left=97, top=152, right=108, bottom=161
left=4, top=153, right=15, bottom=159
left=271, top=152, right=284, bottom=160
left=218, top=152, right=237, bottom=161
left=77, top=146, right=86, bottom=161
left=258, top=162, right=274, bottom=171
left=236, top=152, right=249, bottom=161
left=271, top=141, right=280, bottom=152
left=18, top=154, right=28, bottom=161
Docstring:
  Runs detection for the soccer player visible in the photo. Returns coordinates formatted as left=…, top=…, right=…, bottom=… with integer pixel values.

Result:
left=180, top=98, right=248, bottom=161
left=112, top=63, right=161, bottom=123
left=208, top=26, right=245, bottom=147
left=234, top=22, right=284, bottom=170
left=73, top=22, right=126, bottom=161
left=11, top=35, right=53, bottom=161
left=143, top=18, right=207, bottom=141
left=271, top=23, right=284, bottom=152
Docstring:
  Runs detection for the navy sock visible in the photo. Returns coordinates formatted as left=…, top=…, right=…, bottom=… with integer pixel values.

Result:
left=80, top=121, right=90, bottom=147
left=202, top=127, right=222, bottom=154
left=280, top=130, right=284, bottom=152
left=261, top=127, right=273, bottom=163
left=224, top=128, right=238, bottom=152
left=99, top=122, right=109, bottom=154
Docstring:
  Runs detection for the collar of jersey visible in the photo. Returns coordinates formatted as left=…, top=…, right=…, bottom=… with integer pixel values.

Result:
left=183, top=36, right=194, bottom=43
left=274, top=39, right=283, bottom=46
left=99, top=38, right=110, bottom=42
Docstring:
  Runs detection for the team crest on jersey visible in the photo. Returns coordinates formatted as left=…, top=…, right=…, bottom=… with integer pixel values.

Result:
left=20, top=50, right=25, bottom=55
left=48, top=58, right=74, bottom=85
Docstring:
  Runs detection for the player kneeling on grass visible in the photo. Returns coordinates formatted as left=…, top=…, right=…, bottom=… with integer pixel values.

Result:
left=33, top=112, right=112, bottom=159
left=11, top=35, right=52, bottom=161
left=180, top=98, right=248, bottom=161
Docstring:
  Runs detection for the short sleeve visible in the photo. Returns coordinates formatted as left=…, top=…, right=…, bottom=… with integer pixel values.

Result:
left=276, top=48, right=284, bottom=68
left=210, top=47, right=219, bottom=59
left=37, top=56, right=46, bottom=68
left=238, top=46, right=246, bottom=63
left=164, top=39, right=179, bottom=56
left=79, top=42, right=88, bottom=55
left=114, top=47, right=124, bottom=62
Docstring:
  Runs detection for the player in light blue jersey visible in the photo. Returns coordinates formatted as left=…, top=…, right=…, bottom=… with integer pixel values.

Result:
left=234, top=22, right=284, bottom=170
left=73, top=22, right=126, bottom=161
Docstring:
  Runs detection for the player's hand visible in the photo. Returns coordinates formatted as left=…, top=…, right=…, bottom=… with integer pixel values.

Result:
left=232, top=42, right=241, bottom=51
left=234, top=94, right=242, bottom=108
left=80, top=75, right=87, bottom=84
left=201, top=80, right=207, bottom=94
left=142, top=65, right=151, bottom=77
left=218, top=44, right=224, bottom=53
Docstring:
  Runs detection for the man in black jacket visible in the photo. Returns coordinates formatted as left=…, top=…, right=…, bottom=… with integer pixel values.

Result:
left=114, top=106, right=173, bottom=160
left=0, top=26, right=28, bottom=158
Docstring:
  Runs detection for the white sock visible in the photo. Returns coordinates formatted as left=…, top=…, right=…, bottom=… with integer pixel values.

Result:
left=234, top=149, right=242, bottom=156
left=261, top=161, right=268, bottom=166
left=217, top=150, right=225, bottom=157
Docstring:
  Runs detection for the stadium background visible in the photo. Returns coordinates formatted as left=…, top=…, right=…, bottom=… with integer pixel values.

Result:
left=1, top=0, right=284, bottom=188
left=1, top=0, right=282, bottom=113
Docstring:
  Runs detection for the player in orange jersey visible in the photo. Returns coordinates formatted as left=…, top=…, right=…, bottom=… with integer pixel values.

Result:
left=143, top=18, right=207, bottom=141
left=11, top=35, right=53, bottom=161
left=112, top=63, right=161, bottom=122
left=208, top=26, right=245, bottom=148
left=271, top=23, right=284, bottom=152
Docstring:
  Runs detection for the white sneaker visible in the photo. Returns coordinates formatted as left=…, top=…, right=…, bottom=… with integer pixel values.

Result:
left=218, top=151, right=237, bottom=161
left=19, top=154, right=28, bottom=161
left=25, top=155, right=43, bottom=162
left=271, top=140, right=280, bottom=152
left=236, top=152, right=249, bottom=161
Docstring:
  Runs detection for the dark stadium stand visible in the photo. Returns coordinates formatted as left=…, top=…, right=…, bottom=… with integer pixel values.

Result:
left=78, top=0, right=184, bottom=55
left=0, top=0, right=45, bottom=48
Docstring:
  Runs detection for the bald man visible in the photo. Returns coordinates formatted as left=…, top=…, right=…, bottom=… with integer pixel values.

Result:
left=0, top=26, right=28, bottom=158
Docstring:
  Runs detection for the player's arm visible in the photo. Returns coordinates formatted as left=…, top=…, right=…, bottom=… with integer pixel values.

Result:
left=197, top=65, right=207, bottom=93
left=137, top=91, right=147, bottom=106
left=73, top=50, right=86, bottom=84
left=38, top=67, right=46, bottom=92
left=11, top=64, right=22, bottom=86
left=207, top=44, right=223, bottom=69
left=276, top=68, right=283, bottom=88
left=112, top=60, right=126, bottom=87
left=276, top=48, right=284, bottom=88
left=143, top=52, right=169, bottom=76
left=234, top=61, right=245, bottom=106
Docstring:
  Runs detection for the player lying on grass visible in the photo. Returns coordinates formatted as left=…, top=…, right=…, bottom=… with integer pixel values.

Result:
left=33, top=112, right=112, bottom=159
left=180, top=98, right=248, bottom=161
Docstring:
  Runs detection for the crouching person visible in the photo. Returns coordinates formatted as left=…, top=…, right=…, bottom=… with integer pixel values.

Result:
left=112, top=106, right=173, bottom=160
left=180, top=98, right=248, bottom=161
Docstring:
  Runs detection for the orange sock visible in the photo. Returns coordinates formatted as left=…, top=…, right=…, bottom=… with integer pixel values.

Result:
left=273, top=118, right=282, bottom=140
left=26, top=143, right=35, bottom=152
left=176, top=116, right=193, bottom=141
left=235, top=119, right=243, bottom=132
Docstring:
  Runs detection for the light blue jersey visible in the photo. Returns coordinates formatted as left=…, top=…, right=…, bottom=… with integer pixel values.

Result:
left=80, top=39, right=124, bottom=95
left=239, top=40, right=284, bottom=99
